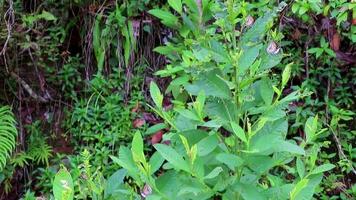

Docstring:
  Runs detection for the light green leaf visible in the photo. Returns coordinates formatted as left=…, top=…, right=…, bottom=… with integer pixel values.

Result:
left=291, top=174, right=323, bottom=200
left=197, top=134, right=219, bottom=156
left=233, top=182, right=266, bottom=200
left=150, top=82, right=163, bottom=109
left=186, top=70, right=231, bottom=99
left=131, top=131, right=146, bottom=164
left=53, top=167, right=74, bottom=200
left=110, top=147, right=140, bottom=182
left=282, top=63, right=292, bottom=88
left=204, top=167, right=223, bottom=179
left=149, top=152, right=165, bottom=175
left=216, top=153, right=243, bottom=170
left=148, top=9, right=179, bottom=27
left=238, top=44, right=262, bottom=73
left=206, top=99, right=237, bottom=122
left=40, top=11, right=57, bottom=21
left=230, top=121, right=247, bottom=143
left=276, top=141, right=305, bottom=155
left=154, top=144, right=190, bottom=172
left=309, top=164, right=335, bottom=175
left=296, top=157, right=305, bottom=179
left=259, top=78, right=274, bottom=105
left=290, top=178, right=309, bottom=200
left=145, top=123, right=167, bottom=135
left=305, top=115, right=318, bottom=143
left=104, top=169, right=127, bottom=197
left=241, top=11, right=273, bottom=43
left=168, top=0, right=182, bottom=14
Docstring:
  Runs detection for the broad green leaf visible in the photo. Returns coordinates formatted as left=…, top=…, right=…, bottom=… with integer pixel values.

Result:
left=263, top=184, right=293, bottom=200
left=148, top=9, right=179, bottom=28
left=244, top=155, right=275, bottom=174
left=154, top=144, right=190, bottom=172
left=186, top=70, right=231, bottom=99
left=296, top=157, right=305, bottom=179
left=290, top=178, right=309, bottom=200
left=259, top=78, right=274, bottom=105
left=291, top=174, right=323, bottom=200
left=196, top=134, right=219, bottom=156
left=232, top=182, right=266, bottom=200
left=309, top=164, right=335, bottom=175
left=149, top=151, right=165, bottom=175
left=276, top=141, right=305, bottom=155
left=230, top=121, right=247, bottom=143
left=216, top=153, right=243, bottom=170
left=206, top=99, right=237, bottom=122
left=168, top=0, right=182, bottom=14
left=53, top=167, right=74, bottom=200
left=131, top=131, right=146, bottom=164
left=204, top=167, right=223, bottom=179
left=104, top=169, right=127, bottom=197
left=150, top=82, right=163, bottom=109
left=238, top=44, right=262, bottom=73
left=259, top=44, right=283, bottom=71
left=110, top=147, right=140, bottom=182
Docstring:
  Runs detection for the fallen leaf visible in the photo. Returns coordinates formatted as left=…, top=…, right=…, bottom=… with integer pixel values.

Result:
left=291, top=29, right=301, bottom=40
left=151, top=130, right=164, bottom=144
left=330, top=32, right=340, bottom=51
left=133, top=118, right=145, bottom=128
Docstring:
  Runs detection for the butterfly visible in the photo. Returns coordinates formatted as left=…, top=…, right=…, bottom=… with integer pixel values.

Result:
left=266, top=41, right=280, bottom=55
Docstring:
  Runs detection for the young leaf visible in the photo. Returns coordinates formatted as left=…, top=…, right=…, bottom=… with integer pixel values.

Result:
left=131, top=131, right=146, bottom=164
left=154, top=144, right=190, bottom=172
left=309, top=164, right=335, bottom=175
left=168, top=0, right=182, bottom=14
left=53, top=167, right=74, bottom=200
left=150, top=81, right=163, bottom=109
left=304, top=115, right=318, bottom=143
left=230, top=121, right=247, bottom=143
left=148, top=9, right=179, bottom=28
left=281, top=63, right=292, bottom=88
left=290, top=179, right=309, bottom=200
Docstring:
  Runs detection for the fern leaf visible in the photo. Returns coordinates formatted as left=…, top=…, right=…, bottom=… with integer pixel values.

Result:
left=0, top=106, right=17, bottom=171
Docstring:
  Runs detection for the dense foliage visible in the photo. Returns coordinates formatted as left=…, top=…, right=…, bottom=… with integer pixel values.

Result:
left=0, top=0, right=355, bottom=200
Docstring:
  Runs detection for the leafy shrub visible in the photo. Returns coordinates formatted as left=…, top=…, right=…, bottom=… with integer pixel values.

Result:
left=108, top=1, right=335, bottom=199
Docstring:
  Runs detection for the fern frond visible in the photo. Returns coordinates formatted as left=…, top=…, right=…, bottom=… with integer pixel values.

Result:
left=0, top=106, right=18, bottom=171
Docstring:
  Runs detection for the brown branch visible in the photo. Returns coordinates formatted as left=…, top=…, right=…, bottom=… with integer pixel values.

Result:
left=10, top=72, right=49, bottom=103
left=0, top=0, right=15, bottom=56
left=326, top=124, right=356, bottom=176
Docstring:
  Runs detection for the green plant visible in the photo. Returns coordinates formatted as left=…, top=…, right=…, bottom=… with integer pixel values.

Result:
left=108, top=1, right=336, bottom=199
left=26, top=121, right=53, bottom=166
left=53, top=166, right=74, bottom=200
left=0, top=106, right=17, bottom=171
